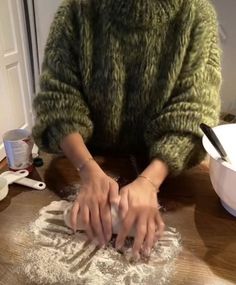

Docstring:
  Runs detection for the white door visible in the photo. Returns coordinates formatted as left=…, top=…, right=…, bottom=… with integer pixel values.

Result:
left=0, top=0, right=33, bottom=160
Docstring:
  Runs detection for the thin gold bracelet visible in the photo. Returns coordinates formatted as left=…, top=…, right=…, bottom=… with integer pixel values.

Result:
left=77, top=157, right=95, bottom=172
left=138, top=175, right=158, bottom=192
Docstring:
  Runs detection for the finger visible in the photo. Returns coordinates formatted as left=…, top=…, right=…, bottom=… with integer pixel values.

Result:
left=143, top=219, right=156, bottom=257
left=132, top=214, right=148, bottom=259
left=155, top=211, right=165, bottom=237
left=100, top=202, right=112, bottom=243
left=70, top=201, right=80, bottom=232
left=155, top=211, right=165, bottom=239
left=90, top=203, right=105, bottom=246
left=109, top=181, right=120, bottom=206
left=81, top=205, right=94, bottom=241
left=119, top=190, right=129, bottom=220
left=115, top=211, right=136, bottom=250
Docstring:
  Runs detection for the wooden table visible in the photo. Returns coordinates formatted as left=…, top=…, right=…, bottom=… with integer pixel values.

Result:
left=0, top=155, right=236, bottom=285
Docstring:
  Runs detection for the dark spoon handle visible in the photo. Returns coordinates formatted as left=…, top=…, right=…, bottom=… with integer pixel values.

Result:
left=200, top=123, right=231, bottom=163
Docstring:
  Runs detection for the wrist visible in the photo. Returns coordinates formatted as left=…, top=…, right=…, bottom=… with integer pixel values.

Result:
left=77, top=157, right=94, bottom=172
left=141, top=159, right=168, bottom=188
left=137, top=175, right=159, bottom=193
left=78, top=159, right=101, bottom=179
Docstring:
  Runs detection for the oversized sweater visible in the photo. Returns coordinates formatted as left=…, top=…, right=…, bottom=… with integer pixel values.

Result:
left=32, top=0, right=222, bottom=175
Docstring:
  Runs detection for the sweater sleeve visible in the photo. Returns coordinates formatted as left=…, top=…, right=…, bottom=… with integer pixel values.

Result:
left=32, top=0, right=93, bottom=153
left=144, top=2, right=222, bottom=176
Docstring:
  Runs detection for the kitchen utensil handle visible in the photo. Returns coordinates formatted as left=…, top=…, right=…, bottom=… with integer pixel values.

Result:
left=14, top=177, right=46, bottom=190
left=200, top=123, right=231, bottom=163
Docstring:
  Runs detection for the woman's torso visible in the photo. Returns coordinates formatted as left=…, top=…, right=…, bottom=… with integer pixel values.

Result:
left=74, top=0, right=193, bottom=153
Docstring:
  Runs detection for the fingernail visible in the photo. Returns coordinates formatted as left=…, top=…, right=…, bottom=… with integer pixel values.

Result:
left=144, top=247, right=151, bottom=257
left=93, top=238, right=100, bottom=246
left=99, top=238, right=106, bottom=247
left=86, top=237, right=92, bottom=243
left=106, top=233, right=112, bottom=243
left=131, top=252, right=140, bottom=263
left=155, top=235, right=161, bottom=242
left=93, top=238, right=104, bottom=248
left=134, top=252, right=140, bottom=261
left=117, top=245, right=126, bottom=254
left=116, top=242, right=122, bottom=250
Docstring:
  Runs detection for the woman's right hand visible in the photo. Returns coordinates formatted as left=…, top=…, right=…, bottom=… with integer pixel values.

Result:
left=70, top=160, right=119, bottom=246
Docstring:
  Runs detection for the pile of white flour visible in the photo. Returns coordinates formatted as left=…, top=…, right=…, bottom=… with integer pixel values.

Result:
left=21, top=201, right=181, bottom=285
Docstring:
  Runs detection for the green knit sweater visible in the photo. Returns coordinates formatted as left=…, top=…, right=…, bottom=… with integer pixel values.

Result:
left=33, top=0, right=221, bottom=175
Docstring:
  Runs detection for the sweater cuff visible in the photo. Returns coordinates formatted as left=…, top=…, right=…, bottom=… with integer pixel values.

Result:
left=33, top=120, right=93, bottom=153
left=149, top=134, right=204, bottom=176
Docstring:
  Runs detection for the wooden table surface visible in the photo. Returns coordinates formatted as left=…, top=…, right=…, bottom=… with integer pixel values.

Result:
left=0, top=155, right=236, bottom=285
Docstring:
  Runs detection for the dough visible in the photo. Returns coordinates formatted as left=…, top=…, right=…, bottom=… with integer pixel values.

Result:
left=63, top=204, right=135, bottom=237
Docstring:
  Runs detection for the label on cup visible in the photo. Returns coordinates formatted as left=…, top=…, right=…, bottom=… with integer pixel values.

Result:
left=3, top=129, right=33, bottom=171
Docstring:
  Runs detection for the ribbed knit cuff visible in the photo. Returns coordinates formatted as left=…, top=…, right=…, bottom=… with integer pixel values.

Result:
left=33, top=121, right=93, bottom=153
left=149, top=134, right=204, bottom=176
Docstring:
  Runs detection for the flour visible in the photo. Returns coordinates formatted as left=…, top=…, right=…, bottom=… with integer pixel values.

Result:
left=20, top=201, right=181, bottom=285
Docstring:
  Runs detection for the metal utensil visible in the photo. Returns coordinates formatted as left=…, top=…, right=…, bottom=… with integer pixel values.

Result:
left=200, top=123, right=231, bottom=164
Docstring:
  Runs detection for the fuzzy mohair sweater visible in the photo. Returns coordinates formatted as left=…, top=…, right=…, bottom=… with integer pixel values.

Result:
left=33, top=0, right=221, bottom=175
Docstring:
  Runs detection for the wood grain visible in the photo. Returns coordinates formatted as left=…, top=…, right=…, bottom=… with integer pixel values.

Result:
left=0, top=159, right=7, bottom=170
left=0, top=155, right=236, bottom=285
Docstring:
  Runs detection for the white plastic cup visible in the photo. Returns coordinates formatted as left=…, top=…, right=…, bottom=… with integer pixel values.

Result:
left=3, top=129, right=33, bottom=171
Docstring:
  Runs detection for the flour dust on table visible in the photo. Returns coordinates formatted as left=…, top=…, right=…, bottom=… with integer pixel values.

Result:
left=21, top=201, right=181, bottom=285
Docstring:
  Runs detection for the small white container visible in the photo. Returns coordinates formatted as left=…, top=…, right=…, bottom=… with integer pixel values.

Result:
left=3, top=129, right=33, bottom=171
left=202, top=123, right=236, bottom=216
left=0, top=177, right=8, bottom=201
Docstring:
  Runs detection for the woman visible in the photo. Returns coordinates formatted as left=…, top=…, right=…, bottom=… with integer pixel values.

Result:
left=33, top=0, right=221, bottom=259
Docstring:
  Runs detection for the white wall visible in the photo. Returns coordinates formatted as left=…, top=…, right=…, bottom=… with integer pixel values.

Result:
left=34, top=0, right=62, bottom=68
left=212, top=0, right=236, bottom=115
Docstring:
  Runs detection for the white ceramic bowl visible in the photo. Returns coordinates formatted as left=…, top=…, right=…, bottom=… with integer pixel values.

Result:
left=202, top=123, right=236, bottom=216
left=0, top=177, right=9, bottom=201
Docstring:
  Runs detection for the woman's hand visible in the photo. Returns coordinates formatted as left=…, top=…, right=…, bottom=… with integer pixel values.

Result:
left=115, top=177, right=165, bottom=259
left=71, top=160, right=119, bottom=246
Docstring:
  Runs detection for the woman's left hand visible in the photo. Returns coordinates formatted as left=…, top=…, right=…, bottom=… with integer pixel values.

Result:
left=115, top=177, right=165, bottom=260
